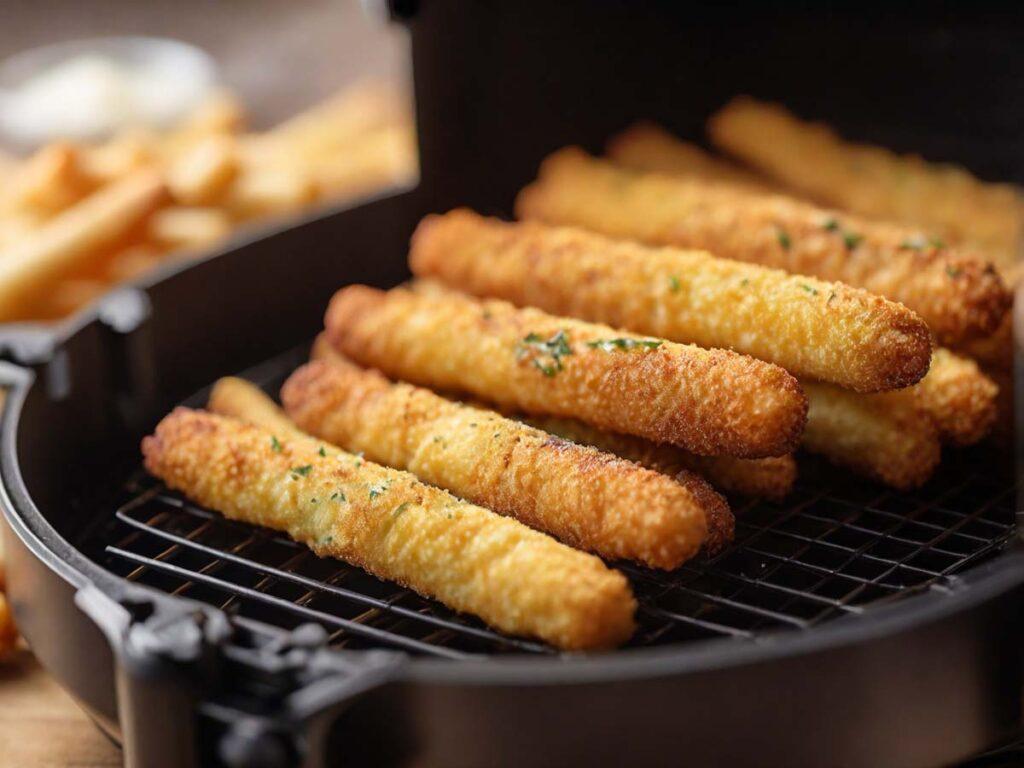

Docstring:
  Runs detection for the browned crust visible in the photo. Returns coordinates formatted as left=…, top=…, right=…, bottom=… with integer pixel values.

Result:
left=914, top=348, right=999, bottom=446
left=410, top=209, right=932, bottom=392
left=802, top=382, right=941, bottom=490
left=142, top=407, right=636, bottom=650
left=515, top=148, right=1010, bottom=345
left=324, top=284, right=807, bottom=457
left=281, top=359, right=730, bottom=569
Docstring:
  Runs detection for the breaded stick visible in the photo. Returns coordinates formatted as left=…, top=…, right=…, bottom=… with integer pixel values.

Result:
left=915, top=348, right=998, bottom=446
left=607, top=122, right=771, bottom=191
left=802, top=382, right=940, bottom=490
left=410, top=210, right=932, bottom=392
left=522, top=413, right=795, bottom=503
left=0, top=171, right=166, bottom=322
left=515, top=148, right=1010, bottom=345
left=144, top=407, right=635, bottom=651
left=956, top=313, right=1013, bottom=372
left=325, top=285, right=806, bottom=458
left=209, top=376, right=308, bottom=440
left=709, top=97, right=1024, bottom=274
left=281, top=359, right=725, bottom=567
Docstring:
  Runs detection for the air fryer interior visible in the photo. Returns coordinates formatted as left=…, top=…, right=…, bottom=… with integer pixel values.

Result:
left=8, top=1, right=1023, bottom=660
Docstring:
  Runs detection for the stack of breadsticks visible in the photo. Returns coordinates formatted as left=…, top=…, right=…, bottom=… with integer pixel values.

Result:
left=142, top=98, right=1015, bottom=652
left=0, top=81, right=417, bottom=322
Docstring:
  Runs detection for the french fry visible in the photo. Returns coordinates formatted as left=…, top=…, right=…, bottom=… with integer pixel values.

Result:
left=325, top=285, right=807, bottom=457
left=82, top=130, right=159, bottom=183
left=0, top=143, right=96, bottom=215
left=281, top=358, right=726, bottom=568
left=149, top=207, right=232, bottom=249
left=104, top=245, right=163, bottom=283
left=147, top=406, right=637, bottom=650
left=225, top=166, right=317, bottom=220
left=167, top=134, right=239, bottom=205
left=410, top=210, right=932, bottom=392
left=709, top=97, right=1024, bottom=274
left=516, top=148, right=1011, bottom=346
left=39, top=278, right=108, bottom=319
left=0, top=171, right=166, bottom=322
left=311, top=124, right=418, bottom=200
left=915, top=348, right=999, bottom=446
left=607, top=122, right=770, bottom=191
left=802, top=382, right=941, bottom=490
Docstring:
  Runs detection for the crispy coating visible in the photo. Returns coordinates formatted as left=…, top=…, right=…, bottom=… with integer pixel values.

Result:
left=283, top=359, right=726, bottom=568
left=608, top=122, right=771, bottom=191
left=524, top=411, right=793, bottom=511
left=956, top=312, right=1014, bottom=372
left=325, top=285, right=806, bottom=457
left=209, top=376, right=309, bottom=440
left=709, top=97, right=1024, bottom=274
left=143, top=407, right=636, bottom=650
left=515, top=148, right=1010, bottom=345
left=411, top=210, right=932, bottom=392
left=915, top=348, right=999, bottom=446
left=802, top=382, right=940, bottom=490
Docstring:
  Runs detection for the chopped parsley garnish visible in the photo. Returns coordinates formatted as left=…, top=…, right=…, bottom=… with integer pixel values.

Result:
left=776, top=227, right=792, bottom=250
left=930, top=236, right=946, bottom=249
left=827, top=291, right=837, bottom=305
left=270, top=435, right=282, bottom=452
left=310, top=497, right=318, bottom=504
left=290, top=465, right=313, bottom=478
left=393, top=502, right=412, bottom=519
left=320, top=535, right=333, bottom=544
left=330, top=491, right=346, bottom=502
left=669, top=274, right=681, bottom=293
left=821, top=217, right=840, bottom=232
left=587, top=338, right=663, bottom=352
left=740, top=278, right=750, bottom=288
left=842, top=231, right=863, bottom=250
left=800, top=283, right=819, bottom=296
left=469, top=422, right=478, bottom=428
left=318, top=446, right=327, bottom=457
left=946, top=264, right=963, bottom=279
left=368, top=480, right=391, bottom=500
left=517, top=330, right=573, bottom=377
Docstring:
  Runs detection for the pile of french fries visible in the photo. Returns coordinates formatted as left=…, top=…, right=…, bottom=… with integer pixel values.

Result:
left=0, top=81, right=417, bottom=322
left=139, top=97, right=1019, bottom=652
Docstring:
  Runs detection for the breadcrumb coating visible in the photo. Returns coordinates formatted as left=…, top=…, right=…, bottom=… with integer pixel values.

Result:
left=410, top=209, right=932, bottom=392
left=516, top=148, right=1010, bottom=345
left=324, top=284, right=807, bottom=457
left=802, top=383, right=940, bottom=490
left=143, top=407, right=636, bottom=650
left=282, top=359, right=726, bottom=569
left=915, top=348, right=999, bottom=446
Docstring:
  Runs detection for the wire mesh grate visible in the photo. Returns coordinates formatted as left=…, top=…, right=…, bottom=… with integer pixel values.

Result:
left=96, top=347, right=1018, bottom=656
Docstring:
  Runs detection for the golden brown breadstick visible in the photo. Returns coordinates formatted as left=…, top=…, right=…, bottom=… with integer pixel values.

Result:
left=410, top=210, right=932, bottom=392
left=802, top=382, right=940, bottom=490
left=282, top=359, right=725, bottom=568
left=608, top=122, right=771, bottom=191
left=516, top=148, right=1010, bottom=345
left=325, top=285, right=806, bottom=457
left=209, top=376, right=309, bottom=440
left=0, top=171, right=165, bottom=322
left=914, top=348, right=998, bottom=446
left=709, top=97, right=1024, bottom=274
left=956, top=312, right=1013, bottom=372
left=522, top=412, right=794, bottom=505
left=144, top=407, right=635, bottom=650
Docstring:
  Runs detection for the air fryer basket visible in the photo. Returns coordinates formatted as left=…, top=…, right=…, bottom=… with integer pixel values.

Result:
left=2, top=2, right=1024, bottom=767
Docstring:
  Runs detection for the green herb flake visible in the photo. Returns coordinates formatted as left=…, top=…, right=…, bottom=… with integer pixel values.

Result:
left=368, top=480, right=391, bottom=500
left=776, top=227, right=792, bottom=250
left=517, top=330, right=573, bottom=376
left=310, top=497, right=318, bottom=504
left=821, top=217, right=840, bottom=232
left=290, top=464, right=313, bottom=478
left=668, top=274, right=681, bottom=293
left=270, top=435, right=282, bottom=452
left=946, top=264, right=963, bottom=279
left=842, top=231, right=863, bottom=250
left=393, top=501, right=412, bottom=519
left=800, top=283, right=819, bottom=296
left=586, top=338, right=663, bottom=352
left=318, top=446, right=327, bottom=457
left=930, top=236, right=946, bottom=249
left=329, top=491, right=346, bottom=502
left=827, top=290, right=837, bottom=305
left=320, top=535, right=334, bottom=544
left=740, top=278, right=750, bottom=288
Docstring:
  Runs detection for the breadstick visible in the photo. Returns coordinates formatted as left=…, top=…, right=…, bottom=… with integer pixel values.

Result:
left=145, top=407, right=635, bottom=650
left=325, top=285, right=806, bottom=457
left=515, top=148, right=1010, bottom=345
left=801, top=382, right=940, bottom=490
left=410, top=210, right=932, bottom=392
left=709, top=97, right=1024, bottom=274
left=522, top=413, right=795, bottom=504
left=282, top=359, right=724, bottom=568
left=208, top=376, right=308, bottom=440
left=915, top=348, right=998, bottom=446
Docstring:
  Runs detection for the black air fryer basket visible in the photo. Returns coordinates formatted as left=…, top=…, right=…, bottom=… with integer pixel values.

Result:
left=2, top=3, right=1023, bottom=766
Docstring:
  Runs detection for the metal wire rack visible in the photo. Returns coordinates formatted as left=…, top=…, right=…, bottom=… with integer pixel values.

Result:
left=100, top=442, right=1017, bottom=658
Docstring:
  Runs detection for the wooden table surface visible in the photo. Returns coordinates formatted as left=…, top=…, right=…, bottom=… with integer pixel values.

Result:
left=0, top=649, right=120, bottom=767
